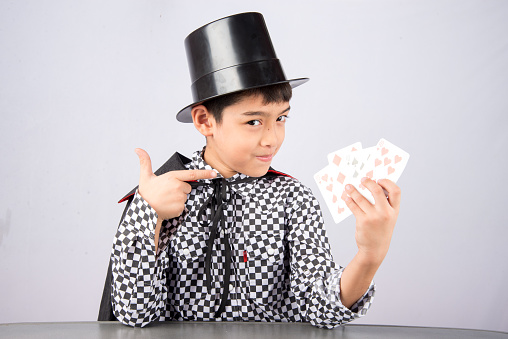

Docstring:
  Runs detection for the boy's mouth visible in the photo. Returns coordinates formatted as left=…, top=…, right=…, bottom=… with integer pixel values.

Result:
left=256, top=154, right=273, bottom=162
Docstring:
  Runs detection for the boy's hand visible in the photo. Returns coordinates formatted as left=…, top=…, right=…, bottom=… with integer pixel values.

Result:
left=344, top=178, right=401, bottom=266
left=135, top=148, right=217, bottom=220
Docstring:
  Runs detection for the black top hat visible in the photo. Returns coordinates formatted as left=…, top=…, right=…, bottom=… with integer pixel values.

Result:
left=176, top=12, right=309, bottom=123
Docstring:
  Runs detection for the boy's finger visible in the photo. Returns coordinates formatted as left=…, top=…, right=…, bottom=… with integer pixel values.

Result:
left=360, top=178, right=390, bottom=207
left=182, top=182, right=193, bottom=195
left=377, top=179, right=401, bottom=209
left=171, top=169, right=217, bottom=182
left=135, top=148, right=154, bottom=180
left=344, top=193, right=365, bottom=217
left=345, top=184, right=372, bottom=213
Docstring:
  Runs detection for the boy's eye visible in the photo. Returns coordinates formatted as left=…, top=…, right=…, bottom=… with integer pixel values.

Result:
left=247, top=120, right=261, bottom=126
left=277, top=115, right=289, bottom=122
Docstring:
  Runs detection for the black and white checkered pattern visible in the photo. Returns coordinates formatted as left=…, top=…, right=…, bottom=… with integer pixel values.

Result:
left=111, top=149, right=375, bottom=328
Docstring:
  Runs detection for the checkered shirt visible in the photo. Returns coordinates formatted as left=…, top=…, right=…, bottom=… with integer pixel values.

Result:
left=111, top=149, right=375, bottom=328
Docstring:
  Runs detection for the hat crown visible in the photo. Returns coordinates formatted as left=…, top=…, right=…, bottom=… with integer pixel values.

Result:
left=185, top=12, right=277, bottom=83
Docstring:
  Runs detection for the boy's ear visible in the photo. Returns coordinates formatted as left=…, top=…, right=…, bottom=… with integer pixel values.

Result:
left=192, top=105, right=215, bottom=137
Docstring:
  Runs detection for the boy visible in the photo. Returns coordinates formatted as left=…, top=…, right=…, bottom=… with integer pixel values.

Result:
left=99, top=12, right=400, bottom=329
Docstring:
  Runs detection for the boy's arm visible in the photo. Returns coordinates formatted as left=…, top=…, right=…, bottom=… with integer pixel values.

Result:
left=287, top=185, right=374, bottom=329
left=111, top=149, right=217, bottom=327
left=287, top=177, right=400, bottom=329
left=110, top=192, right=167, bottom=327
left=340, top=178, right=400, bottom=308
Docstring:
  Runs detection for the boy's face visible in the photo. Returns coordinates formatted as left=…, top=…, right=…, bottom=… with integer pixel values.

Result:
left=202, top=94, right=290, bottom=178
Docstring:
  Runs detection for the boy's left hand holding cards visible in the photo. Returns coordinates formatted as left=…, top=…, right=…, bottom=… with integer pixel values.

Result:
left=314, top=138, right=410, bottom=224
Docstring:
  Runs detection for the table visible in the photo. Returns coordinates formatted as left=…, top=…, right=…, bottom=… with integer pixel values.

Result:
left=0, top=321, right=506, bottom=338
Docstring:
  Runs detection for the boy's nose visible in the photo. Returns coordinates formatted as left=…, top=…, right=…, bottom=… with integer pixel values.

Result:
left=260, top=126, right=278, bottom=147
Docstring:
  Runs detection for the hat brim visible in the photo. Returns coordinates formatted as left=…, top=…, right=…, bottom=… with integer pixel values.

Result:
left=176, top=78, right=309, bottom=123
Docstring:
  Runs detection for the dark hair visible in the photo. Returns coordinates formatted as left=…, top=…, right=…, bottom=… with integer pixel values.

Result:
left=202, top=82, right=292, bottom=124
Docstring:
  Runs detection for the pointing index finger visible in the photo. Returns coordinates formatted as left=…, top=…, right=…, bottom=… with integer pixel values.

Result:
left=171, top=169, right=218, bottom=182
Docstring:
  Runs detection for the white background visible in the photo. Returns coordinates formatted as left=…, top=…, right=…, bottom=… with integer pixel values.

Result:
left=1, top=0, right=507, bottom=333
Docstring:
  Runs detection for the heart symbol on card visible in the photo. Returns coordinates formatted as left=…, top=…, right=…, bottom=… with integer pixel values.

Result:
left=359, top=183, right=365, bottom=190
left=322, top=174, right=328, bottom=181
left=326, top=183, right=333, bottom=191
left=381, top=147, right=389, bottom=156
left=338, top=206, right=345, bottom=214
left=384, top=158, right=391, bottom=166
left=395, top=155, right=402, bottom=164
left=366, top=170, right=373, bottom=178
left=375, top=159, right=382, bottom=167
left=387, top=166, right=395, bottom=175
left=337, top=172, right=345, bottom=184
left=332, top=195, right=337, bottom=203
left=333, top=155, right=342, bottom=167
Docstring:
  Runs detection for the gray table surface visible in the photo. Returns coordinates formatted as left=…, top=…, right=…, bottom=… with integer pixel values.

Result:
left=0, top=321, right=506, bottom=339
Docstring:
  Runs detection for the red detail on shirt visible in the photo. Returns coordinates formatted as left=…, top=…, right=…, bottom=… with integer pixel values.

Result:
left=243, top=250, right=248, bottom=263
left=267, top=169, right=293, bottom=178
left=118, top=194, right=133, bottom=204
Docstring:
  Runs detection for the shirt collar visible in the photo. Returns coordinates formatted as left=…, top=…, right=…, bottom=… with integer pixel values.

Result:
left=189, top=147, right=257, bottom=197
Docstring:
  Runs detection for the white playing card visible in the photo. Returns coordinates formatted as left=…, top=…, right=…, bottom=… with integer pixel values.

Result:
left=366, top=138, right=410, bottom=183
left=315, top=138, right=410, bottom=224
left=342, top=146, right=377, bottom=204
left=327, top=142, right=362, bottom=168
left=346, top=139, right=410, bottom=204
left=341, top=146, right=376, bottom=181
left=314, top=165, right=352, bottom=223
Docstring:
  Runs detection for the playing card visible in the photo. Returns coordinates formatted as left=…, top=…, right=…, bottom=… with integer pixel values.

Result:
left=315, top=138, right=409, bottom=223
left=338, top=146, right=376, bottom=204
left=367, top=138, right=410, bottom=183
left=341, top=146, right=376, bottom=181
left=346, top=139, right=409, bottom=204
left=327, top=142, right=362, bottom=167
left=314, top=165, right=352, bottom=223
